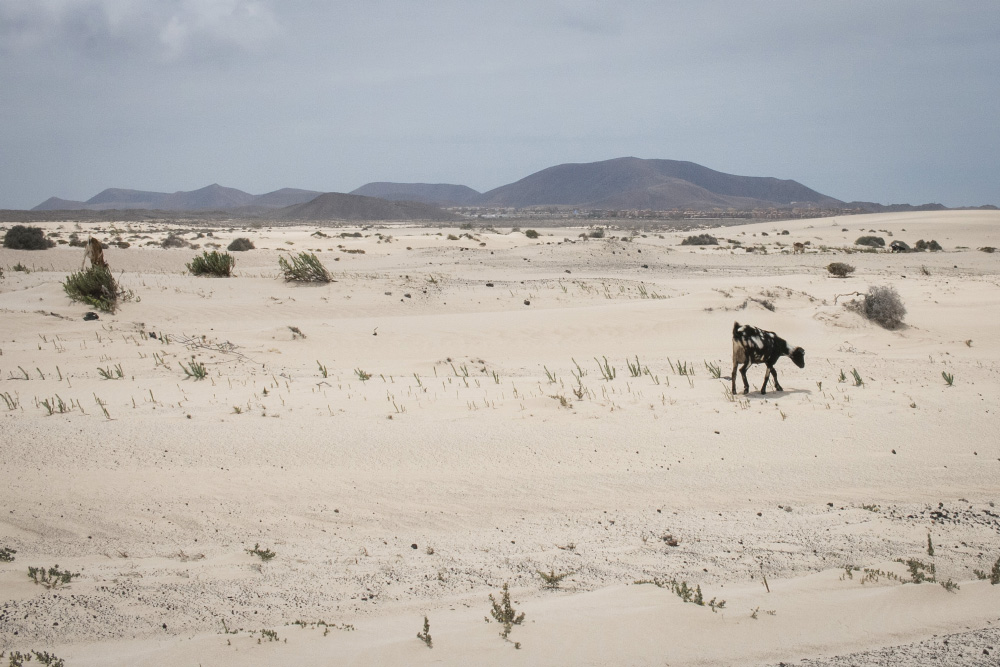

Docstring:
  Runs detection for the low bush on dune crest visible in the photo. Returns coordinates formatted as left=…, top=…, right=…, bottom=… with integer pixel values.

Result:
left=855, top=235, right=885, bottom=248
left=845, top=285, right=906, bottom=329
left=3, top=225, right=54, bottom=250
left=826, top=262, right=855, bottom=277
left=681, top=233, right=718, bottom=246
left=227, top=237, right=255, bottom=251
left=187, top=251, right=235, bottom=277
left=63, top=265, right=135, bottom=313
left=279, top=251, right=332, bottom=282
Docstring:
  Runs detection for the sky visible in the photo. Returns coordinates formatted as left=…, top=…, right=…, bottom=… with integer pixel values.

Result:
left=1, top=0, right=998, bottom=210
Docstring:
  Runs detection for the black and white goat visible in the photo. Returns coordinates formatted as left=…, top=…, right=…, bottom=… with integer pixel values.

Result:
left=731, top=322, right=805, bottom=395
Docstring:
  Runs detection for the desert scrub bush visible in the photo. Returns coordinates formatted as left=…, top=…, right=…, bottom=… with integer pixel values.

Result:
left=416, top=616, right=433, bottom=648
left=63, top=265, right=134, bottom=313
left=536, top=568, right=574, bottom=589
left=915, top=239, right=943, bottom=252
left=855, top=235, right=885, bottom=248
left=489, top=583, right=525, bottom=640
left=179, top=360, right=207, bottom=380
left=3, top=225, right=54, bottom=250
left=4, top=650, right=66, bottom=666
left=681, top=233, right=718, bottom=246
left=161, top=233, right=190, bottom=248
left=187, top=251, right=235, bottom=277
left=278, top=252, right=332, bottom=282
left=846, top=285, right=907, bottom=329
left=28, top=565, right=79, bottom=589
left=524, top=229, right=539, bottom=239
left=227, top=237, right=255, bottom=251
left=826, top=262, right=855, bottom=278
left=247, top=543, right=276, bottom=562
left=973, top=554, right=1000, bottom=584
left=0, top=546, right=16, bottom=562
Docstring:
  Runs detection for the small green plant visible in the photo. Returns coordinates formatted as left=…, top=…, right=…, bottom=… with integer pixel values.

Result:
left=926, top=533, right=935, bottom=557
left=187, top=250, right=235, bottom=277
left=246, top=543, right=276, bottom=562
left=97, top=364, right=124, bottom=380
left=851, top=368, right=864, bottom=386
left=1, top=392, right=19, bottom=410
left=626, top=356, right=642, bottom=378
left=595, top=356, right=616, bottom=381
left=4, top=650, right=65, bottom=667
left=898, top=558, right=936, bottom=583
left=838, top=369, right=847, bottom=383
left=3, top=225, right=54, bottom=250
left=227, top=237, right=255, bottom=251
left=704, top=360, right=721, bottom=379
left=355, top=368, right=371, bottom=381
left=0, top=546, right=16, bottom=562
left=536, top=569, right=574, bottom=590
left=63, top=265, right=134, bottom=313
left=973, top=555, right=1000, bottom=584
left=232, top=406, right=243, bottom=414
left=489, top=583, right=525, bottom=640
left=28, top=565, right=79, bottom=589
left=278, top=252, right=332, bottom=282
left=180, top=360, right=208, bottom=380
left=942, top=371, right=954, bottom=386
left=939, top=579, right=960, bottom=593
left=543, top=366, right=557, bottom=383
left=416, top=616, right=433, bottom=648
left=317, top=361, right=328, bottom=378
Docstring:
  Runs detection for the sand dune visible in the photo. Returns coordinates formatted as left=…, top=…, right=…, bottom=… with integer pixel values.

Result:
left=1, top=211, right=998, bottom=665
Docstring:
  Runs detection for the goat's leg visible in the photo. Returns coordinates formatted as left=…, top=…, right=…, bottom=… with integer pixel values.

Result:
left=731, top=361, right=739, bottom=395
left=760, top=365, right=771, bottom=394
left=770, top=366, right=783, bottom=392
left=739, top=362, right=750, bottom=395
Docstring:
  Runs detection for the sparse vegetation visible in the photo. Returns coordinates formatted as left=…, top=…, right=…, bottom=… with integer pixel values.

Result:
left=914, top=239, right=943, bottom=252
left=4, top=650, right=65, bottom=667
left=3, top=225, right=54, bottom=250
left=0, top=546, right=15, bottom=562
left=63, top=265, right=134, bottom=313
left=161, top=233, right=189, bottom=248
left=28, top=565, right=79, bottom=589
left=187, top=251, right=235, bottom=277
left=279, top=252, right=332, bottom=282
left=536, top=568, right=574, bottom=589
left=227, top=237, right=255, bottom=251
left=681, top=233, right=718, bottom=246
left=826, top=262, right=855, bottom=278
left=942, top=371, right=954, bottom=386
left=488, top=583, right=525, bottom=640
left=246, top=543, right=276, bottom=562
left=524, top=229, right=539, bottom=239
left=973, top=555, right=1000, bottom=584
left=416, top=616, right=433, bottom=648
left=179, top=360, right=208, bottom=380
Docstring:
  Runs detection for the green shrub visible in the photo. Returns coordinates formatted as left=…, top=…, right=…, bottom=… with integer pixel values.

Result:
left=914, top=239, right=942, bottom=252
left=63, top=265, right=133, bottom=313
left=855, top=236, right=885, bottom=248
left=161, top=233, right=189, bottom=248
left=588, top=228, right=605, bottom=239
left=3, top=225, right=54, bottom=250
left=187, top=251, right=235, bottom=277
left=278, top=252, right=332, bottom=282
left=524, top=229, right=539, bottom=239
left=227, top=237, right=255, bottom=251
left=681, top=233, right=718, bottom=246
left=827, top=262, right=855, bottom=278
left=847, top=285, right=906, bottom=329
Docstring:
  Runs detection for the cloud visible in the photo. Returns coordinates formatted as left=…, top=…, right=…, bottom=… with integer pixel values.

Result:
left=0, top=0, right=281, bottom=61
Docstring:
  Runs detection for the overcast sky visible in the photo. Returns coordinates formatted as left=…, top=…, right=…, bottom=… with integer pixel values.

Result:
left=1, top=0, right=997, bottom=209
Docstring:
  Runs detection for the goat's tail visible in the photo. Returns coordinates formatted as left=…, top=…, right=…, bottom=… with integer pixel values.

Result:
left=732, top=321, right=741, bottom=338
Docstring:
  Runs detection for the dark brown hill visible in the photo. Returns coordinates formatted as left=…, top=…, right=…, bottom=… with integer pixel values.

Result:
left=278, top=192, right=461, bottom=221
left=350, top=182, right=481, bottom=205
left=475, top=157, right=843, bottom=209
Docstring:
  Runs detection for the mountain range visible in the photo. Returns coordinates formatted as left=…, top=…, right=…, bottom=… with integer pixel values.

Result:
left=29, top=157, right=957, bottom=218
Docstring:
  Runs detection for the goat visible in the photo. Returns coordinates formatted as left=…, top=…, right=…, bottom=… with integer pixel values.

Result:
left=793, top=242, right=805, bottom=254
left=731, top=321, right=804, bottom=395
left=82, top=237, right=107, bottom=270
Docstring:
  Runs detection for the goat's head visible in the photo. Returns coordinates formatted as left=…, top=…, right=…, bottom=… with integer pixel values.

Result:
left=789, top=346, right=805, bottom=368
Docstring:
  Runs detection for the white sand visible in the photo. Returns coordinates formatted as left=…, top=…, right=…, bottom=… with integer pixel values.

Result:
left=1, top=211, right=999, bottom=665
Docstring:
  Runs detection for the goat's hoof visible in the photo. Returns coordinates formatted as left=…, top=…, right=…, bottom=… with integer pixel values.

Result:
left=742, top=389, right=749, bottom=395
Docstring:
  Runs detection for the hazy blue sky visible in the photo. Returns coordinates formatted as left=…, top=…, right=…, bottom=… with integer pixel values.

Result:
left=1, top=1, right=997, bottom=209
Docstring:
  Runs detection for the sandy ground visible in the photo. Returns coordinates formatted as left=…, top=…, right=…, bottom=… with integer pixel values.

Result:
left=1, top=210, right=999, bottom=666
